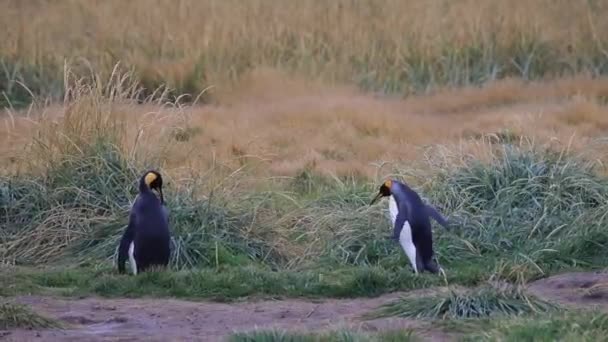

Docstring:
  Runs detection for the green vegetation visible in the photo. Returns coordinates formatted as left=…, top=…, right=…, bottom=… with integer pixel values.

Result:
left=366, top=285, right=558, bottom=320
left=0, top=265, right=474, bottom=301
left=0, top=301, right=62, bottom=330
left=2, top=138, right=607, bottom=299
left=460, top=311, right=608, bottom=341
left=2, top=77, right=608, bottom=302
left=428, top=142, right=608, bottom=283
left=226, top=311, right=608, bottom=341
left=228, top=329, right=418, bottom=342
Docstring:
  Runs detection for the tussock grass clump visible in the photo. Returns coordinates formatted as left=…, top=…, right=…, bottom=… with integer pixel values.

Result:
left=0, top=142, right=284, bottom=270
left=367, top=285, right=557, bottom=320
left=283, top=178, right=395, bottom=268
left=164, top=187, right=290, bottom=269
left=0, top=71, right=140, bottom=264
left=427, top=142, right=608, bottom=279
left=0, top=70, right=286, bottom=270
left=0, top=301, right=62, bottom=329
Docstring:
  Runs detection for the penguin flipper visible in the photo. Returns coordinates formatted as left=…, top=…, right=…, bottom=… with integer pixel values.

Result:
left=392, top=211, right=407, bottom=240
left=161, top=204, right=170, bottom=224
left=426, top=205, right=450, bottom=229
left=117, top=211, right=136, bottom=274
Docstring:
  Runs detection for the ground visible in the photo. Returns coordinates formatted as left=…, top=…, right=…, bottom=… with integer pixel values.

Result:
left=0, top=271, right=605, bottom=342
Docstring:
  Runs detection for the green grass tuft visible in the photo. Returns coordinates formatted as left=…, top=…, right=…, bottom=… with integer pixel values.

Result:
left=0, top=301, right=62, bottom=330
left=461, top=311, right=608, bottom=341
left=228, top=329, right=418, bottom=342
left=367, top=285, right=558, bottom=320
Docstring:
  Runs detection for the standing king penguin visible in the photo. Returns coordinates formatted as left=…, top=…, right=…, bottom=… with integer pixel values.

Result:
left=370, top=179, right=449, bottom=275
left=117, top=170, right=171, bottom=275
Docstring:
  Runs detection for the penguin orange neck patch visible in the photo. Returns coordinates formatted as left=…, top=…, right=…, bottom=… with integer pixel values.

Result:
left=384, top=179, right=392, bottom=188
left=144, top=172, right=158, bottom=187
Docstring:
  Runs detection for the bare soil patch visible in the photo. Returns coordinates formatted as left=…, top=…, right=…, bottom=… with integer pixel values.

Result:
left=527, top=271, right=608, bottom=310
left=2, top=290, right=453, bottom=342
left=4, top=272, right=608, bottom=342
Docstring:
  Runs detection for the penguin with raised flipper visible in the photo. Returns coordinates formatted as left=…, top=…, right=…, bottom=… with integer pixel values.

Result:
left=370, top=179, right=449, bottom=275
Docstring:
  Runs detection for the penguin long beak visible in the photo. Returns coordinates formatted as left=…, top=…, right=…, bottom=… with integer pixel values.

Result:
left=152, top=187, right=165, bottom=205
left=159, top=187, right=165, bottom=205
left=369, top=192, right=383, bottom=206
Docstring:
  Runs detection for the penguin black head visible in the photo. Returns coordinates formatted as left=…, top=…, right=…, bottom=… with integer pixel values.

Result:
left=370, top=179, right=393, bottom=205
left=140, top=170, right=164, bottom=204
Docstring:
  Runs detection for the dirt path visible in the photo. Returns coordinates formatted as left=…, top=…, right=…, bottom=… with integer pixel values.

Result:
left=527, top=271, right=608, bottom=310
left=4, top=271, right=608, bottom=342
left=3, top=290, right=453, bottom=342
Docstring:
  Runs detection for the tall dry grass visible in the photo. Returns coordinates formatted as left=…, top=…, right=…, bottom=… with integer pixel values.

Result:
left=4, top=69, right=608, bottom=179
left=1, top=0, right=608, bottom=106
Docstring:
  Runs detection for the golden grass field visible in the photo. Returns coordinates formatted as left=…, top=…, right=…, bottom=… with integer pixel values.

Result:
left=3, top=71, right=608, bottom=183
left=3, top=0, right=607, bottom=88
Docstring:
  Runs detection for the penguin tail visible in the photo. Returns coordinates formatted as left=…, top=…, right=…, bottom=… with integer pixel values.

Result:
left=117, top=250, right=127, bottom=274
left=117, top=240, right=130, bottom=274
left=424, top=258, right=440, bottom=274
left=426, top=205, right=450, bottom=229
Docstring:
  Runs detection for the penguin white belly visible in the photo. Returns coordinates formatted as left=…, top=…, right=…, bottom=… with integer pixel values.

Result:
left=399, top=221, right=418, bottom=274
left=128, top=241, right=138, bottom=275
left=389, top=196, right=418, bottom=274
left=388, top=196, right=398, bottom=225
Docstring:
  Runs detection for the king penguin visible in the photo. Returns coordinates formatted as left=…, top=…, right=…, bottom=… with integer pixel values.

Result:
left=117, top=170, right=171, bottom=275
left=369, top=179, right=449, bottom=275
